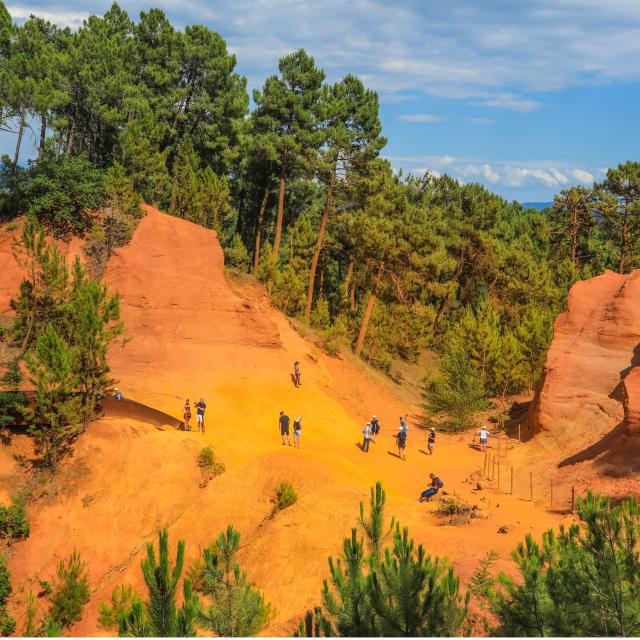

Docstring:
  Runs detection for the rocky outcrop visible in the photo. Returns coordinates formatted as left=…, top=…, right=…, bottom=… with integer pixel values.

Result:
left=529, top=270, right=640, bottom=448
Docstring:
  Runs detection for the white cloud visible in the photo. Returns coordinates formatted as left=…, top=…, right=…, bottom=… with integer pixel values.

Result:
left=466, top=117, right=495, bottom=125
left=571, top=168, right=595, bottom=183
left=397, top=114, right=448, bottom=123
left=7, top=0, right=640, bottom=110
left=7, top=5, right=89, bottom=27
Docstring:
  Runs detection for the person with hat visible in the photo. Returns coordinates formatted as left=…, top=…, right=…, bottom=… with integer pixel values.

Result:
left=195, top=397, right=207, bottom=433
left=361, top=422, right=372, bottom=452
left=113, top=387, right=123, bottom=401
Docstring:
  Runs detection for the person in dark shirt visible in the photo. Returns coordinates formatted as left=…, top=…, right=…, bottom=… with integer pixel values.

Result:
left=371, top=415, right=380, bottom=442
left=114, top=387, right=123, bottom=401
left=195, top=398, right=206, bottom=433
left=427, top=428, right=436, bottom=455
left=396, top=428, right=407, bottom=461
left=418, top=473, right=443, bottom=502
left=293, top=416, right=302, bottom=448
left=279, top=411, right=291, bottom=446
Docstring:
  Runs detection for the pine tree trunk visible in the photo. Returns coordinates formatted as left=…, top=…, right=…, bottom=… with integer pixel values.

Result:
left=619, top=216, right=628, bottom=274
left=354, top=261, right=383, bottom=357
left=38, top=112, right=47, bottom=160
left=253, top=183, right=270, bottom=274
left=66, top=117, right=75, bottom=156
left=571, top=201, right=578, bottom=268
left=344, top=257, right=354, bottom=294
left=13, top=107, right=25, bottom=169
left=305, top=170, right=334, bottom=321
left=272, top=166, right=286, bottom=259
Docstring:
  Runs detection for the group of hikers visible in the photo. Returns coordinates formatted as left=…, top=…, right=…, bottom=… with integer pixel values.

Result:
left=361, top=414, right=437, bottom=461
left=183, top=398, right=207, bottom=432
left=279, top=411, right=302, bottom=448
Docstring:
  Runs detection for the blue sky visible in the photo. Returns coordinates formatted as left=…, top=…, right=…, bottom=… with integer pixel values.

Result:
left=2, top=0, right=640, bottom=201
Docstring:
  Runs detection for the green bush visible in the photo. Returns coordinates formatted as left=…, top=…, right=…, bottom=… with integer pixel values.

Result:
left=0, top=555, right=15, bottom=636
left=422, top=349, right=489, bottom=432
left=198, top=446, right=225, bottom=478
left=48, top=550, right=90, bottom=630
left=223, top=233, right=250, bottom=271
left=434, top=495, right=472, bottom=517
left=20, top=156, right=106, bottom=237
left=0, top=495, right=30, bottom=542
left=272, top=481, right=298, bottom=515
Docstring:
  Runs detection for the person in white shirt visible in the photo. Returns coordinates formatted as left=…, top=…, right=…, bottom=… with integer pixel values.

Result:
left=476, top=426, right=491, bottom=451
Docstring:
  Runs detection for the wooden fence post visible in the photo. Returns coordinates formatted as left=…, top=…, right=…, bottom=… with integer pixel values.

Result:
left=571, top=486, right=575, bottom=511
left=518, top=424, right=521, bottom=442
left=484, top=450, right=488, bottom=476
left=492, top=455, right=497, bottom=481
left=530, top=472, right=533, bottom=501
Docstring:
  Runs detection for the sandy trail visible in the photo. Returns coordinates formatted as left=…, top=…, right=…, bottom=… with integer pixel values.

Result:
left=3, top=208, right=569, bottom=636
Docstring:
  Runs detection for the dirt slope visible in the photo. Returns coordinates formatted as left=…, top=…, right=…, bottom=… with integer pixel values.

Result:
left=3, top=207, right=568, bottom=636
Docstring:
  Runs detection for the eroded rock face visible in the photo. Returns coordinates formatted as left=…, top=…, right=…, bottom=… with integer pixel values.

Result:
left=528, top=270, right=640, bottom=448
left=624, top=366, right=640, bottom=436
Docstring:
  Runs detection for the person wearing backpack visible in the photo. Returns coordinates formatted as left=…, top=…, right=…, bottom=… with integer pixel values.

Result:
left=395, top=428, right=407, bottom=460
left=418, top=473, right=443, bottom=502
left=371, top=415, right=380, bottom=442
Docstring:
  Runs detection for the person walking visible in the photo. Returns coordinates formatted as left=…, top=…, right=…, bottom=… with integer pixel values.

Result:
left=400, top=415, right=408, bottom=435
left=371, top=415, right=380, bottom=442
left=293, top=361, right=301, bottom=387
left=279, top=411, right=291, bottom=446
left=195, top=397, right=206, bottom=433
left=183, top=399, right=192, bottom=431
left=293, top=416, right=302, bottom=448
left=361, top=422, right=372, bottom=452
left=396, top=427, right=407, bottom=460
left=476, top=426, right=491, bottom=452
left=427, top=428, right=436, bottom=455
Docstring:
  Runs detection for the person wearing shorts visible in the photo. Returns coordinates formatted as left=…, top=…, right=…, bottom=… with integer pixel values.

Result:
left=427, top=428, right=435, bottom=455
left=195, top=397, right=206, bottom=433
left=293, top=416, right=302, bottom=448
left=396, top=428, right=407, bottom=460
left=279, top=411, right=291, bottom=446
left=477, top=427, right=490, bottom=451
left=183, top=399, right=191, bottom=431
left=371, top=415, right=380, bottom=442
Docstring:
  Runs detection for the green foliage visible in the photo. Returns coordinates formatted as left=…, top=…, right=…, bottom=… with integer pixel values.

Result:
left=271, top=481, right=298, bottom=515
left=20, top=156, right=106, bottom=237
left=491, top=492, right=640, bottom=636
left=48, top=550, right=90, bottom=630
left=196, top=525, right=273, bottom=636
left=0, top=494, right=30, bottom=542
left=197, top=446, right=225, bottom=478
left=98, top=584, right=142, bottom=631
left=422, top=349, right=489, bottom=431
left=117, top=529, right=200, bottom=637
left=313, top=482, right=469, bottom=637
left=223, top=233, right=250, bottom=271
left=0, top=555, right=15, bottom=636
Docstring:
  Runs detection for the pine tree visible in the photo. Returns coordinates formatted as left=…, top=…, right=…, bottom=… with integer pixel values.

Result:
left=252, top=49, right=325, bottom=259
left=25, top=323, right=80, bottom=471
left=118, top=529, right=200, bottom=637
left=369, top=525, right=469, bottom=636
left=197, top=525, right=272, bottom=637
left=48, top=549, right=90, bottom=631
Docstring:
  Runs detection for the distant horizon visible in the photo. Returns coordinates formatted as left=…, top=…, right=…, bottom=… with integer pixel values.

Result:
left=1, top=0, right=638, bottom=201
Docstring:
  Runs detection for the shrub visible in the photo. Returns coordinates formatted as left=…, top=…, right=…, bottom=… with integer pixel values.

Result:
left=422, top=349, right=489, bottom=432
left=435, top=495, right=472, bottom=517
left=48, top=550, right=90, bottom=630
left=0, top=494, right=30, bottom=542
left=197, top=446, right=225, bottom=478
left=272, top=481, right=298, bottom=515
left=97, top=584, right=141, bottom=631
left=20, top=156, right=106, bottom=237
left=0, top=555, right=15, bottom=636
left=223, top=233, right=250, bottom=271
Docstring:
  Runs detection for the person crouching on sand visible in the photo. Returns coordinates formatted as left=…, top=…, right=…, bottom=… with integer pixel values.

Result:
left=183, top=399, right=191, bottom=431
left=418, top=473, right=443, bottom=502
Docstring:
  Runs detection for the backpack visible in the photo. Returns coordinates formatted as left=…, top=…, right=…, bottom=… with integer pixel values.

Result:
left=435, top=478, right=444, bottom=489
